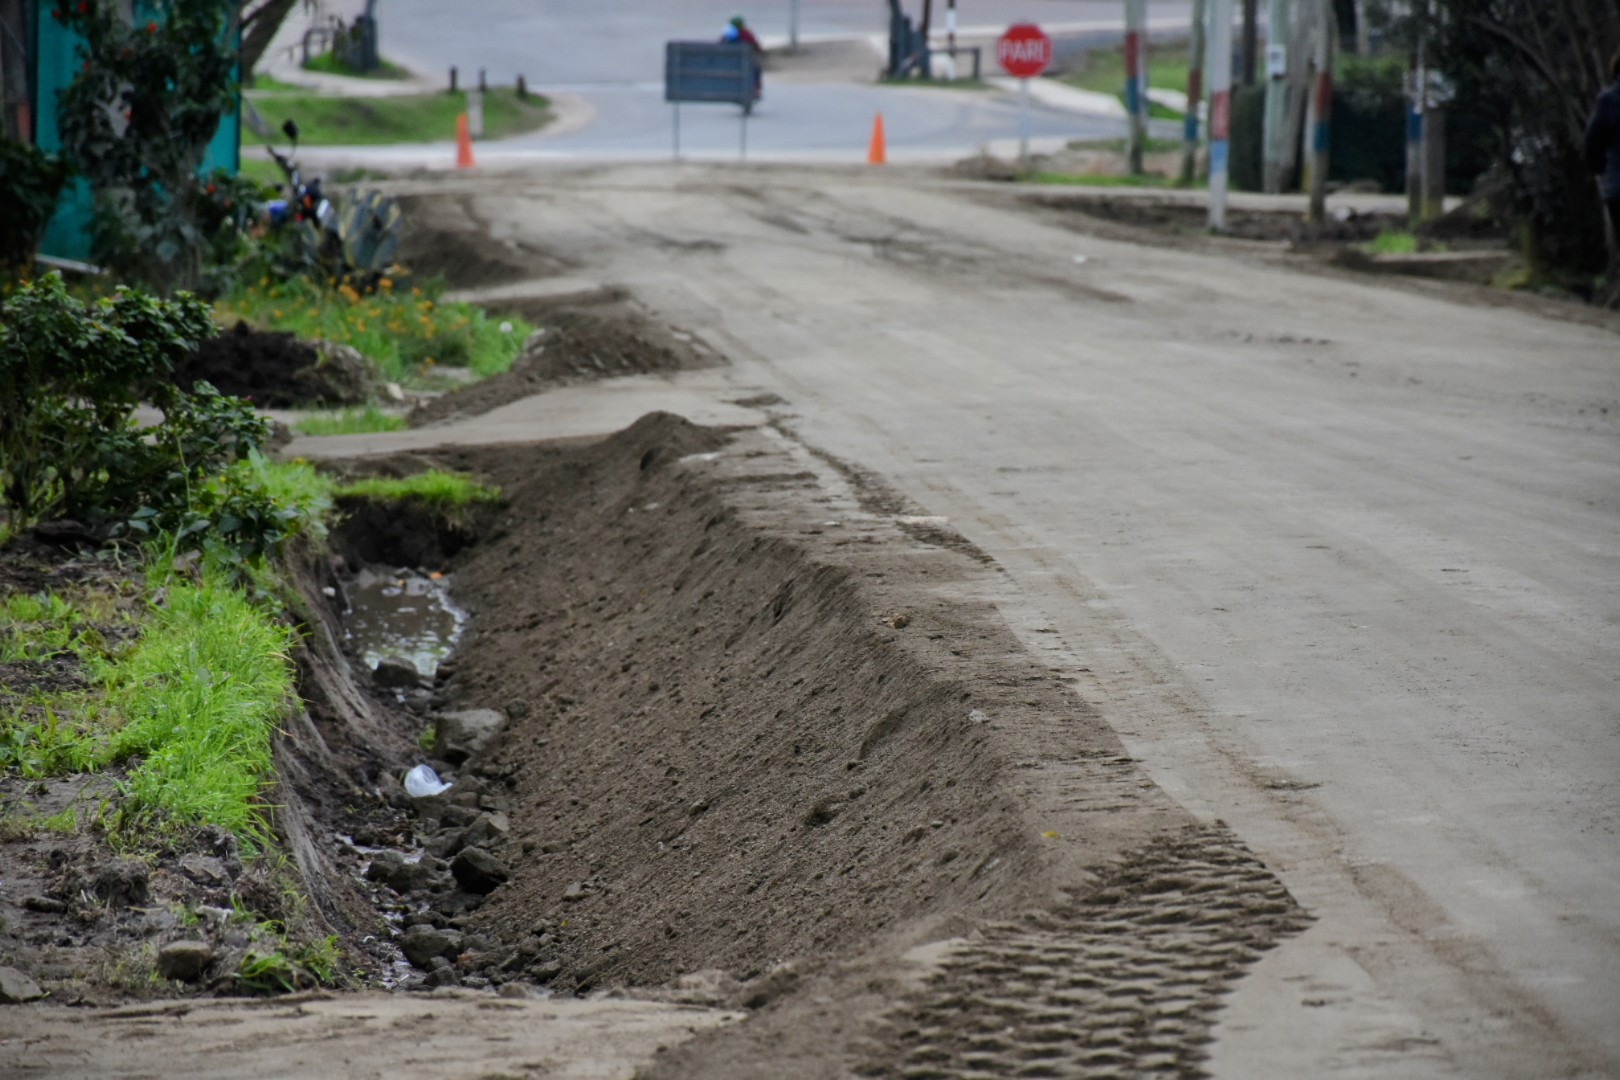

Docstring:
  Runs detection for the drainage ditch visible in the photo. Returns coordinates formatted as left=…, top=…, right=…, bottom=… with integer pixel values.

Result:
left=274, top=411, right=1309, bottom=1078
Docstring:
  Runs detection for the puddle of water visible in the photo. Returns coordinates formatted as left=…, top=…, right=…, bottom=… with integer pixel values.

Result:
left=344, top=566, right=467, bottom=680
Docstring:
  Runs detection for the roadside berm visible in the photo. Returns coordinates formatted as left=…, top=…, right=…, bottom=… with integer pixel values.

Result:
left=2, top=409, right=1310, bottom=1078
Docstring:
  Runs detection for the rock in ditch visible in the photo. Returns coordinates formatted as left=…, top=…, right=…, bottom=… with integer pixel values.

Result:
left=401, top=927, right=464, bottom=969
left=0, top=966, right=44, bottom=1004
left=365, top=850, right=440, bottom=895
left=450, top=847, right=510, bottom=894
left=157, top=941, right=215, bottom=982
left=433, top=708, right=507, bottom=764
left=373, top=656, right=424, bottom=689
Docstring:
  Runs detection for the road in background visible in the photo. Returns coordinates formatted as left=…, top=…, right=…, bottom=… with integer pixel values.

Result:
left=275, top=1, right=1196, bottom=160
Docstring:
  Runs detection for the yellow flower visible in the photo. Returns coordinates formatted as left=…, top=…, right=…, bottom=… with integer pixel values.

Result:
left=379, top=278, right=393, bottom=290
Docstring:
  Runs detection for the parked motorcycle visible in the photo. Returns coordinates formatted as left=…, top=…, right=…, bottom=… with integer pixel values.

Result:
left=264, top=119, right=403, bottom=289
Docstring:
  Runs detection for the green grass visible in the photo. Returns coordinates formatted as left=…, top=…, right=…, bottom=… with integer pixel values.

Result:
left=1061, top=43, right=1193, bottom=114
left=1029, top=171, right=1180, bottom=188
left=242, top=87, right=550, bottom=146
left=238, top=157, right=283, bottom=186
left=336, top=470, right=501, bottom=512
left=294, top=405, right=408, bottom=437
left=99, top=557, right=297, bottom=848
left=216, top=276, right=533, bottom=384
left=1363, top=230, right=1420, bottom=255
left=244, top=75, right=305, bottom=94
left=301, top=52, right=413, bottom=80
left=0, top=553, right=298, bottom=848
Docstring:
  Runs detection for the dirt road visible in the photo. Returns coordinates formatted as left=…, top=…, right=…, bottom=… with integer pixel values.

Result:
left=366, top=166, right=1618, bottom=1078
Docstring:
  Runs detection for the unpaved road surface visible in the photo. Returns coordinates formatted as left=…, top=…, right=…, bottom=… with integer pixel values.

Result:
left=364, top=166, right=1618, bottom=1077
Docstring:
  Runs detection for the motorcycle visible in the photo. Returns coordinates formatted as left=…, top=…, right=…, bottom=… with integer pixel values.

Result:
left=263, top=119, right=403, bottom=289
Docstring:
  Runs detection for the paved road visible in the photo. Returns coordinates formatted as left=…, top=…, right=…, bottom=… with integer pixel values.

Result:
left=292, top=0, right=1195, bottom=161
left=374, top=165, right=1620, bottom=1079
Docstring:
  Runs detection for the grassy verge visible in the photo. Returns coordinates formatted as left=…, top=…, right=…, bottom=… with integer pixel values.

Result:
left=1061, top=43, right=1192, bottom=114
left=301, top=52, right=413, bottom=80
left=1029, top=171, right=1181, bottom=189
left=216, top=276, right=533, bottom=385
left=243, top=87, right=551, bottom=146
left=295, top=405, right=408, bottom=436
left=0, top=458, right=334, bottom=849
left=336, top=470, right=500, bottom=513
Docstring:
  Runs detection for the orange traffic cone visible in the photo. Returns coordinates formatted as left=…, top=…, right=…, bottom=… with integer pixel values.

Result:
left=456, top=112, right=476, bottom=169
left=867, top=113, right=887, bottom=165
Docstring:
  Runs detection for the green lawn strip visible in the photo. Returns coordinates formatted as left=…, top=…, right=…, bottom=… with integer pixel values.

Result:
left=1029, top=171, right=1183, bottom=188
left=294, top=405, right=408, bottom=436
left=301, top=53, right=413, bottom=80
left=242, top=87, right=550, bottom=146
left=216, top=277, right=532, bottom=385
left=336, top=470, right=500, bottom=514
left=1061, top=43, right=1193, bottom=113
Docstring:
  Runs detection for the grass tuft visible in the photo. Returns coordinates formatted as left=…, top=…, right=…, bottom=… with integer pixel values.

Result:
left=294, top=405, right=408, bottom=437
left=336, top=470, right=501, bottom=511
left=1364, top=230, right=1420, bottom=255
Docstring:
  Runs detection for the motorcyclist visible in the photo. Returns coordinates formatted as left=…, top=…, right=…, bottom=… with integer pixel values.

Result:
left=721, top=15, right=763, bottom=103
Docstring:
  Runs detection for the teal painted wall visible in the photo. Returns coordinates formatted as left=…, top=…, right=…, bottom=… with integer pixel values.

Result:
left=34, top=1, right=241, bottom=263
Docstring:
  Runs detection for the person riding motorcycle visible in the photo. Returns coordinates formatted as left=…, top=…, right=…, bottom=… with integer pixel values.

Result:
left=720, top=15, right=763, bottom=105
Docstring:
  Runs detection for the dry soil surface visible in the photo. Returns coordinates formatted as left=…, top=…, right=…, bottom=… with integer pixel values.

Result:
left=9, top=164, right=1618, bottom=1080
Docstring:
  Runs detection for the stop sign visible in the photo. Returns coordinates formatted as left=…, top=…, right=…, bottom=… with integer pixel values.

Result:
left=997, top=23, right=1053, bottom=79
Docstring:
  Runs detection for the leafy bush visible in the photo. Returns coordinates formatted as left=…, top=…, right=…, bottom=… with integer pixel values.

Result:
left=0, top=139, right=73, bottom=273
left=0, top=273, right=310, bottom=558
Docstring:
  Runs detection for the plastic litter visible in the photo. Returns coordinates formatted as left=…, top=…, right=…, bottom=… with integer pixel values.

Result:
left=404, top=764, right=452, bottom=798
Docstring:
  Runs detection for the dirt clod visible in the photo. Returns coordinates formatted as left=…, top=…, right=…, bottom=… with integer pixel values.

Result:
left=156, top=941, right=215, bottom=983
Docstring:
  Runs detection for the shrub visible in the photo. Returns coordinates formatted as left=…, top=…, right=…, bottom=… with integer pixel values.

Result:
left=0, top=139, right=73, bottom=273
left=0, top=273, right=303, bottom=558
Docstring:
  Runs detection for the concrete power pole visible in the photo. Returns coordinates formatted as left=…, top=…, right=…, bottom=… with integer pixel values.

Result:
left=1306, top=0, right=1335, bottom=221
left=1125, top=0, right=1149, bottom=175
left=1208, top=0, right=1235, bottom=230
left=1181, top=0, right=1208, bottom=185
left=1262, top=0, right=1292, bottom=192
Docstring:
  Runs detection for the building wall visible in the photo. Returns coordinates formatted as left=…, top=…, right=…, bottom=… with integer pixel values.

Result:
left=32, top=0, right=241, bottom=263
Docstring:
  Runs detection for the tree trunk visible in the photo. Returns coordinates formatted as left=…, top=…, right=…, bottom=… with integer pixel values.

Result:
left=239, top=0, right=300, bottom=78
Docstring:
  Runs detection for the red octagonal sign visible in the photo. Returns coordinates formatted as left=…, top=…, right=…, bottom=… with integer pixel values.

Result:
left=997, top=23, right=1053, bottom=79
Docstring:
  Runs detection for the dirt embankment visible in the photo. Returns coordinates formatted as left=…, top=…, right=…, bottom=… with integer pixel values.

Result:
left=377, top=412, right=1311, bottom=1077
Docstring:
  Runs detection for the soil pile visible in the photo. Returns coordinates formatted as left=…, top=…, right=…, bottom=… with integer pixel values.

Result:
left=178, top=322, right=380, bottom=407
left=372, top=412, right=1309, bottom=1076
left=408, top=306, right=718, bottom=427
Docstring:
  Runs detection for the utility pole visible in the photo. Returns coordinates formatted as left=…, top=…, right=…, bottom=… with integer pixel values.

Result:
left=1208, top=0, right=1235, bottom=230
left=1181, top=0, right=1208, bottom=185
left=1307, top=0, right=1334, bottom=221
left=1262, top=0, right=1292, bottom=192
left=1241, top=0, right=1259, bottom=84
left=1125, top=0, right=1148, bottom=175
left=789, top=0, right=800, bottom=52
left=1406, top=10, right=1424, bottom=221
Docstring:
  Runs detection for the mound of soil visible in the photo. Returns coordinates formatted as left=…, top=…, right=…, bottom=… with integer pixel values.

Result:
left=408, top=305, right=719, bottom=427
left=1036, top=193, right=1403, bottom=245
left=178, top=322, right=380, bottom=407
left=374, top=412, right=1309, bottom=1076
left=398, top=193, right=571, bottom=289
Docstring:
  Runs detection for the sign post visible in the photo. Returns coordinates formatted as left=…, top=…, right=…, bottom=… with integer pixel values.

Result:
left=996, top=24, right=1053, bottom=166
